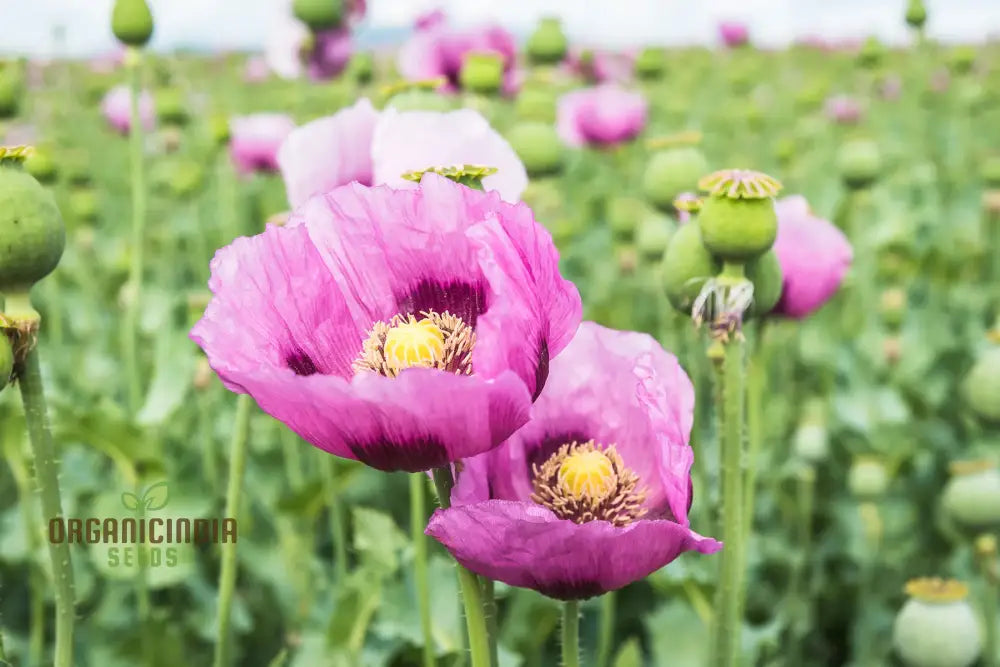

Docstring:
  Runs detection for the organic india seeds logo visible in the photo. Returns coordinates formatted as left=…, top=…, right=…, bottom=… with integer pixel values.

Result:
left=48, top=482, right=237, bottom=569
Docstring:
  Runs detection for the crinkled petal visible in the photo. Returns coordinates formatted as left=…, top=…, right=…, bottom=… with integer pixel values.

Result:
left=482, top=322, right=695, bottom=523
left=190, top=223, right=370, bottom=393
left=371, top=108, right=528, bottom=202
left=236, top=367, right=531, bottom=472
left=277, top=98, right=379, bottom=208
left=427, top=501, right=721, bottom=600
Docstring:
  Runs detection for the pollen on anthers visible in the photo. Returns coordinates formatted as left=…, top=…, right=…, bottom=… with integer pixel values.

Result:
left=353, top=310, right=476, bottom=377
left=531, top=440, right=647, bottom=527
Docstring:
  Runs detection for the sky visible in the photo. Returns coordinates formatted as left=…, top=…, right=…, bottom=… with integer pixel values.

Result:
left=2, top=0, right=999, bottom=57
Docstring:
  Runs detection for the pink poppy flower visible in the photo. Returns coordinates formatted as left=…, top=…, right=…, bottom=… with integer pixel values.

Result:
left=719, top=21, right=750, bottom=48
left=243, top=56, right=270, bottom=83
left=277, top=99, right=527, bottom=207
left=190, top=175, right=582, bottom=472
left=429, top=322, right=720, bottom=599
left=415, top=9, right=446, bottom=32
left=772, top=196, right=853, bottom=318
left=397, top=22, right=516, bottom=90
left=229, top=113, right=296, bottom=174
left=824, top=95, right=863, bottom=124
left=264, top=0, right=364, bottom=81
left=563, top=49, right=633, bottom=84
left=557, top=85, right=648, bottom=148
left=101, top=85, right=155, bottom=135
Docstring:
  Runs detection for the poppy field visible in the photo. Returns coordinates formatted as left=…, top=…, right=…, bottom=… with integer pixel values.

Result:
left=0, top=1, right=999, bottom=666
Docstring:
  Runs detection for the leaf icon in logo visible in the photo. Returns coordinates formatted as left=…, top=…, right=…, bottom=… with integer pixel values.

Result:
left=141, top=481, right=170, bottom=511
left=121, top=492, right=141, bottom=511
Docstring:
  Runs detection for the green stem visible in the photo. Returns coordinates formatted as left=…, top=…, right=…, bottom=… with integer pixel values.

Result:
left=561, top=600, right=580, bottom=667
left=323, top=456, right=348, bottom=584
left=737, top=335, right=767, bottom=620
left=411, top=473, right=437, bottom=667
left=280, top=427, right=304, bottom=489
left=17, top=345, right=75, bottom=667
left=596, top=591, right=616, bottom=667
left=786, top=466, right=816, bottom=666
left=431, top=467, right=492, bottom=667
left=123, top=46, right=148, bottom=413
left=712, top=336, right=746, bottom=667
left=978, top=540, right=998, bottom=667
left=136, top=503, right=153, bottom=667
left=481, top=577, right=499, bottom=667
left=213, top=393, right=252, bottom=667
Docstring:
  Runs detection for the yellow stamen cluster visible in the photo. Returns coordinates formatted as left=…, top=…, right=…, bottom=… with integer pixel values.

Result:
left=532, top=441, right=646, bottom=527
left=903, top=578, right=969, bottom=603
left=354, top=310, right=475, bottom=377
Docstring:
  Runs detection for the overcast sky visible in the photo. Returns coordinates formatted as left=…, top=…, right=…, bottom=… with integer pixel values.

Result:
left=2, top=0, right=999, bottom=57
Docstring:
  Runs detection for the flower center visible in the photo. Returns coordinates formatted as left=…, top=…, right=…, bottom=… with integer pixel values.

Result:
left=531, top=440, right=647, bottom=527
left=354, top=310, right=475, bottom=378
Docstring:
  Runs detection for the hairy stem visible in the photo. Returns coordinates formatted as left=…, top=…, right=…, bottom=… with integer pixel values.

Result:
left=561, top=600, right=580, bottom=667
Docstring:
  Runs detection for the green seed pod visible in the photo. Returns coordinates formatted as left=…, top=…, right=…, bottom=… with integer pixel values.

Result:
left=209, top=113, right=231, bottom=147
left=642, top=148, right=710, bottom=213
left=634, top=47, right=667, bottom=81
left=793, top=422, right=829, bottom=463
left=155, top=87, right=188, bottom=126
left=69, top=188, right=99, bottom=223
left=514, top=86, right=557, bottom=123
left=506, top=122, right=564, bottom=178
left=0, top=334, right=12, bottom=393
left=848, top=457, right=889, bottom=500
left=837, top=139, right=882, bottom=190
left=0, top=74, right=21, bottom=119
left=526, top=17, right=568, bottom=65
left=696, top=169, right=781, bottom=261
left=111, top=0, right=154, bottom=48
left=635, top=214, right=675, bottom=263
left=661, top=220, right=717, bottom=313
left=292, top=0, right=344, bottom=32
left=460, top=52, right=504, bottom=95
left=23, top=150, right=57, bottom=185
left=606, top=197, right=645, bottom=243
left=948, top=46, right=977, bottom=75
left=892, top=579, right=982, bottom=667
left=857, top=36, right=886, bottom=69
left=348, top=52, right=374, bottom=84
left=905, top=0, right=927, bottom=29
left=745, top=248, right=782, bottom=316
left=0, top=167, right=66, bottom=293
left=941, top=462, right=1000, bottom=531
left=964, top=348, right=1000, bottom=423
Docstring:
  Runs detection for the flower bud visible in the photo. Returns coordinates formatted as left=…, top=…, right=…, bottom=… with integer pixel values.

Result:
left=460, top=52, right=504, bottom=95
left=0, top=166, right=66, bottom=294
left=0, top=334, right=12, bottom=392
left=661, top=220, right=717, bottom=313
left=69, top=188, right=99, bottom=222
left=745, top=249, right=782, bottom=316
left=292, top=0, right=344, bottom=32
left=642, top=147, right=709, bottom=213
left=947, top=46, right=976, bottom=75
left=697, top=169, right=782, bottom=261
left=526, top=18, right=568, bottom=65
left=880, top=287, right=907, bottom=329
left=848, top=457, right=889, bottom=500
left=155, top=87, right=188, bottom=126
left=837, top=139, right=882, bottom=190
left=635, top=214, right=674, bottom=263
left=905, top=0, right=927, bottom=29
left=892, top=579, right=982, bottom=667
left=23, top=149, right=57, bottom=184
left=857, top=36, right=886, bottom=69
left=941, top=460, right=1000, bottom=531
left=964, top=348, right=1000, bottom=423
left=111, top=0, right=154, bottom=48
left=634, top=47, right=667, bottom=81
left=506, top=122, right=564, bottom=177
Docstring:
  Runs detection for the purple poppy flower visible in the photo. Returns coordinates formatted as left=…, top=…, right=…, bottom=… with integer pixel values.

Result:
left=718, top=21, right=749, bottom=48
left=277, top=100, right=527, bottom=208
left=428, top=322, right=720, bottom=600
left=772, top=196, right=853, bottom=318
left=265, top=0, right=364, bottom=81
left=562, top=49, right=633, bottom=85
left=229, top=113, right=296, bottom=175
left=824, top=95, right=863, bottom=125
left=397, top=22, right=516, bottom=91
left=415, top=9, right=446, bottom=32
left=190, top=175, right=581, bottom=473
left=101, top=85, right=155, bottom=135
left=557, top=85, right=648, bottom=148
